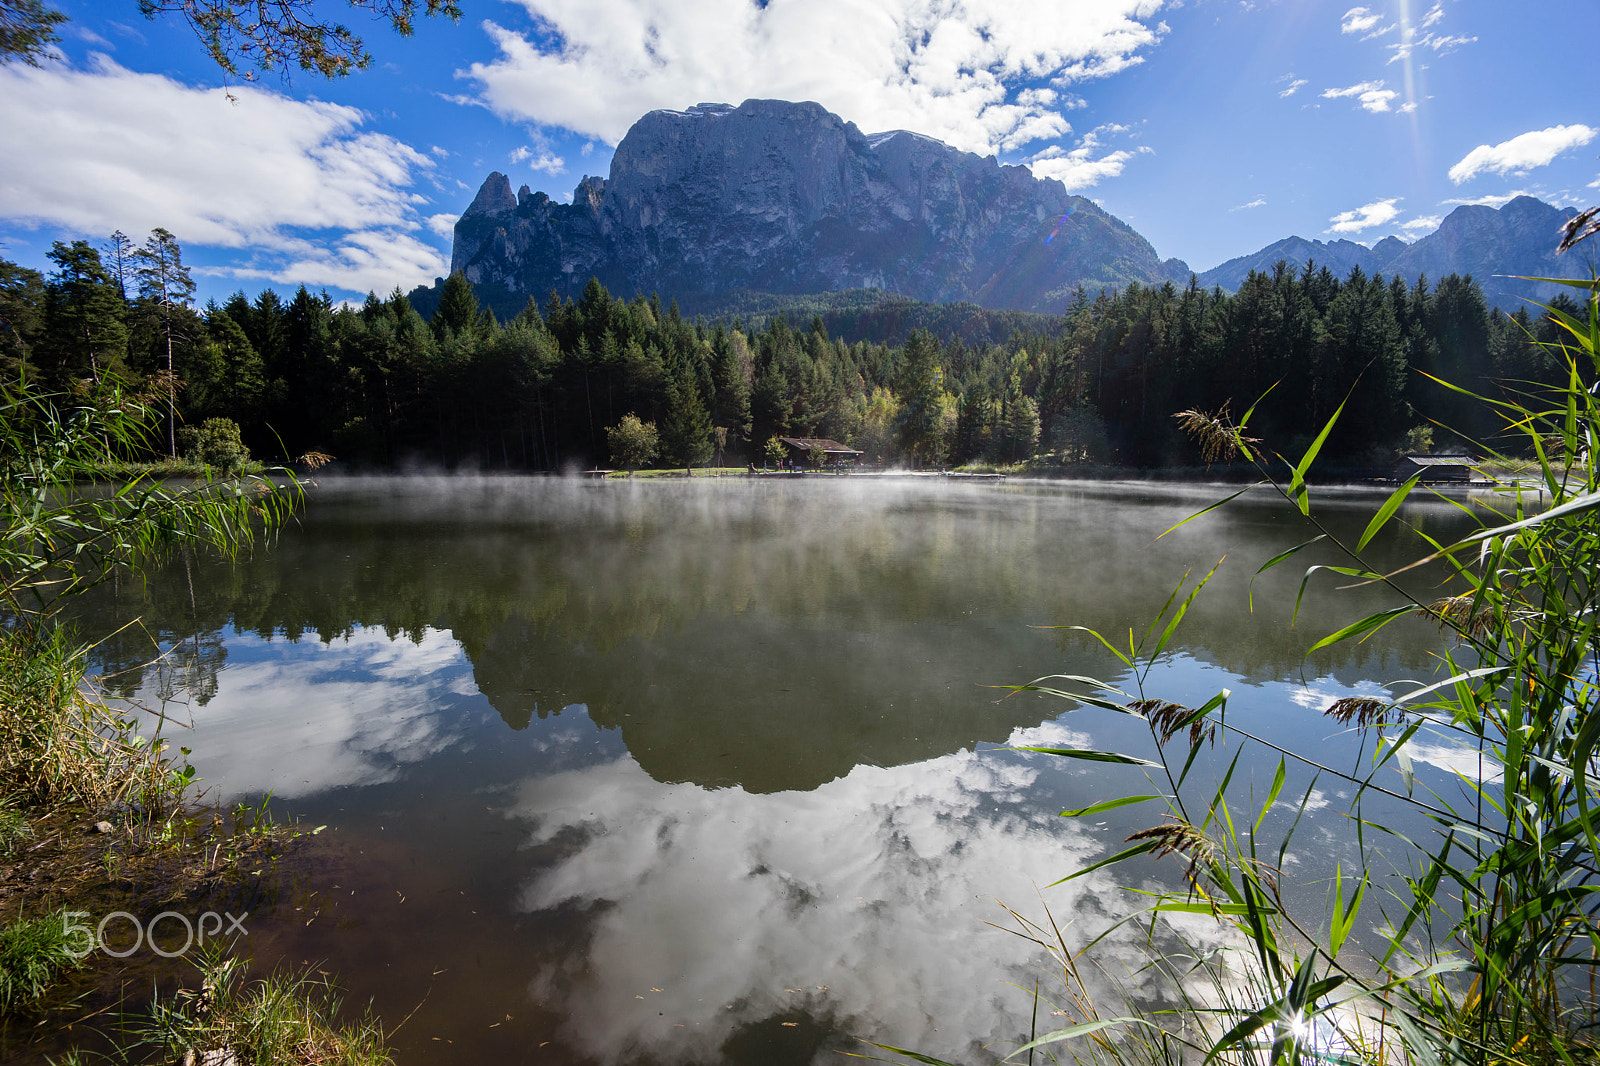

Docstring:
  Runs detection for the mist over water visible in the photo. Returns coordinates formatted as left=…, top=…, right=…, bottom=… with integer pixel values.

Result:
left=69, top=476, right=1485, bottom=1065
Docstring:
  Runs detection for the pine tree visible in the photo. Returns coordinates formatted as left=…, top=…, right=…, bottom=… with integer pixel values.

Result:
left=751, top=356, right=792, bottom=448
left=1429, top=274, right=1493, bottom=443
left=104, top=230, right=133, bottom=300
left=954, top=380, right=997, bottom=463
left=0, top=0, right=66, bottom=67
left=133, top=228, right=196, bottom=456
left=275, top=285, right=335, bottom=454
left=1003, top=393, right=1040, bottom=462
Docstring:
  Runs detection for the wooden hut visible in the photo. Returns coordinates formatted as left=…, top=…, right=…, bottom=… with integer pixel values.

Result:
left=775, top=436, right=864, bottom=470
left=1394, top=455, right=1476, bottom=482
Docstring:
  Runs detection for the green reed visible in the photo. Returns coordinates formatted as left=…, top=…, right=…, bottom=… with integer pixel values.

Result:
left=870, top=261, right=1600, bottom=1066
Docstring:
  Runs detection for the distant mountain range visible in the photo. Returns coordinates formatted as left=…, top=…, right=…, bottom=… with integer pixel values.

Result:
left=432, top=98, right=1585, bottom=319
left=1197, top=196, right=1583, bottom=308
left=446, top=98, right=1188, bottom=316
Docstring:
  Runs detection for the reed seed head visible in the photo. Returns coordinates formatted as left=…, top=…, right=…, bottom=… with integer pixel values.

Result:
left=1131, top=698, right=1217, bottom=748
left=1325, top=697, right=1396, bottom=728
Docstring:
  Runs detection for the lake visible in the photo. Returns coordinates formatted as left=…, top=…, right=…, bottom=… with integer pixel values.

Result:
left=66, top=476, right=1484, bottom=1065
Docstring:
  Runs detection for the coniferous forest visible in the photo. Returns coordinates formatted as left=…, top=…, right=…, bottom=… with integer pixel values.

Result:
left=1, top=233, right=1582, bottom=472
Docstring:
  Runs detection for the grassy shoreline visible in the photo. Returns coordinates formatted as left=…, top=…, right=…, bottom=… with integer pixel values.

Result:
left=0, top=624, right=384, bottom=1063
left=0, top=381, right=387, bottom=1062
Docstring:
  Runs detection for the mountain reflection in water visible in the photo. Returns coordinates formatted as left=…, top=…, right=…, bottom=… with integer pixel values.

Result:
left=64, top=477, right=1480, bottom=1065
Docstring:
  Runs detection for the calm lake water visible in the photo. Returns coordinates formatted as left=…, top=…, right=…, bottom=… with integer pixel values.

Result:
left=65, top=476, right=1485, bottom=1065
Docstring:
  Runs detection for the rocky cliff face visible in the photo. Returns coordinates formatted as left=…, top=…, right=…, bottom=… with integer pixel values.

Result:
left=1198, top=196, right=1580, bottom=307
left=450, top=99, right=1190, bottom=314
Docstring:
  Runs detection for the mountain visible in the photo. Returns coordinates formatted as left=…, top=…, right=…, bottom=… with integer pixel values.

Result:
left=446, top=99, right=1191, bottom=316
left=1198, top=197, right=1582, bottom=307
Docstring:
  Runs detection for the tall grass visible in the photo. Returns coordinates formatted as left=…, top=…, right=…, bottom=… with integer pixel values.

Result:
left=122, top=954, right=392, bottom=1066
left=0, top=374, right=303, bottom=815
left=0, top=911, right=85, bottom=1014
left=0, top=625, right=180, bottom=813
left=871, top=265, right=1600, bottom=1064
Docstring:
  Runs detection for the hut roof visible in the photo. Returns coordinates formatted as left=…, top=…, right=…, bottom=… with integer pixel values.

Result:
left=777, top=436, right=863, bottom=455
left=1400, top=455, right=1475, bottom=466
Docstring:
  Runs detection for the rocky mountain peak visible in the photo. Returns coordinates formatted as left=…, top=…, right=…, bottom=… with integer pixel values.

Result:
left=1371, top=235, right=1408, bottom=260
left=463, top=171, right=517, bottom=218
left=448, top=98, right=1190, bottom=313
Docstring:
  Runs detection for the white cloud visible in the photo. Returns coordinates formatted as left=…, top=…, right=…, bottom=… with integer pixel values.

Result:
left=509, top=144, right=567, bottom=173
left=203, top=231, right=451, bottom=295
left=1279, top=77, right=1308, bottom=98
left=426, top=212, right=458, bottom=237
left=1441, top=189, right=1539, bottom=209
left=1339, top=6, right=1381, bottom=34
left=1327, top=197, right=1402, bottom=233
left=1229, top=197, right=1266, bottom=211
left=1321, top=80, right=1398, bottom=113
left=69, top=25, right=115, bottom=49
left=1425, top=32, right=1475, bottom=52
left=1027, top=128, right=1151, bottom=192
left=1399, top=214, right=1441, bottom=233
left=1389, top=29, right=1477, bottom=63
left=460, top=0, right=1170, bottom=157
left=0, top=55, right=446, bottom=295
left=104, top=20, right=146, bottom=45
left=1448, top=125, right=1599, bottom=184
left=1382, top=1, right=1474, bottom=66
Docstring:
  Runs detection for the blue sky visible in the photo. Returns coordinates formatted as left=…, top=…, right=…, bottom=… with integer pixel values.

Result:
left=1, top=0, right=1595, bottom=306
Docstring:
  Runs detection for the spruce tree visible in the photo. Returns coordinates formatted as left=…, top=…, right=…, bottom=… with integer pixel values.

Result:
left=711, top=326, right=754, bottom=445
left=894, top=330, right=946, bottom=466
left=39, top=241, right=128, bottom=388
left=0, top=258, right=45, bottom=375
left=660, top=368, right=713, bottom=468
left=434, top=272, right=480, bottom=340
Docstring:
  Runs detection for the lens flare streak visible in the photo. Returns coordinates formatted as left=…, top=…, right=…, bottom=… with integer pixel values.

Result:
left=1044, top=206, right=1076, bottom=245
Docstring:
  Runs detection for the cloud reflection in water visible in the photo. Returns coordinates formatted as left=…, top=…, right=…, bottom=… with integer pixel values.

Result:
left=129, top=626, right=479, bottom=799
left=507, top=719, right=1217, bottom=1066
